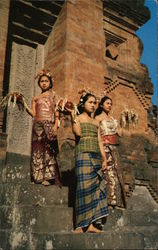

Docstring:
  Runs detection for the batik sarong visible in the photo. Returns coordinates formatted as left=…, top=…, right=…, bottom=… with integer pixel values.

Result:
left=100, top=118, right=126, bottom=208
left=103, top=144, right=126, bottom=208
left=31, top=120, right=61, bottom=186
left=75, top=152, right=109, bottom=229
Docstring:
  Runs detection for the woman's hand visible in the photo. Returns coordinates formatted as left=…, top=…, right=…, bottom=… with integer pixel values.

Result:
left=64, top=106, right=73, bottom=114
left=102, top=159, right=107, bottom=172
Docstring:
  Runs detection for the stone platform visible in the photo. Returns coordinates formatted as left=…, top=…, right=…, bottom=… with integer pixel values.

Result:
left=0, top=154, right=158, bottom=250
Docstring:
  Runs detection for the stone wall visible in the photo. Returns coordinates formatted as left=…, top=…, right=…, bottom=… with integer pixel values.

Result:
left=45, top=0, right=105, bottom=101
left=103, top=2, right=155, bottom=141
left=63, top=0, right=106, bottom=99
left=106, top=83, right=148, bottom=134
left=44, top=3, right=67, bottom=98
left=44, top=0, right=106, bottom=166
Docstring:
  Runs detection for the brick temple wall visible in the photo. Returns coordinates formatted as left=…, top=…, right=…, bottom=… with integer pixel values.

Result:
left=0, top=0, right=10, bottom=160
left=44, top=0, right=106, bottom=157
left=44, top=3, right=67, bottom=98
left=45, top=0, right=105, bottom=102
left=103, top=7, right=153, bottom=136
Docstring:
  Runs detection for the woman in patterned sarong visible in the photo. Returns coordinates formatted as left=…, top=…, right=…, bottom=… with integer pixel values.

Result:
left=67, top=93, right=109, bottom=233
left=95, top=96, right=126, bottom=208
left=26, top=70, right=61, bottom=186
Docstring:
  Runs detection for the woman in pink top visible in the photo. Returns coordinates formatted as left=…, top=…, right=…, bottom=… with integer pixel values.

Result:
left=26, top=70, right=61, bottom=186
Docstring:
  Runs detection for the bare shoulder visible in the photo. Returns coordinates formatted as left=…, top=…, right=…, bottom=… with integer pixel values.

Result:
left=93, top=119, right=99, bottom=127
left=49, top=89, right=56, bottom=97
left=77, top=114, right=83, bottom=123
left=95, top=114, right=103, bottom=123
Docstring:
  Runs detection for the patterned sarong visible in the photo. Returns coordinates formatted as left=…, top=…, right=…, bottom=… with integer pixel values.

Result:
left=75, top=152, right=109, bottom=229
left=103, top=145, right=126, bottom=208
left=31, top=120, right=61, bottom=186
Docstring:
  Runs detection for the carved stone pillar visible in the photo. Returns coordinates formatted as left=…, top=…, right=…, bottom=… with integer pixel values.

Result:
left=6, top=42, right=36, bottom=156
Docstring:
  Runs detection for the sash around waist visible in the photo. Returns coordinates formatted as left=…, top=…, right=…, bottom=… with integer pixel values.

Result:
left=101, top=134, right=118, bottom=145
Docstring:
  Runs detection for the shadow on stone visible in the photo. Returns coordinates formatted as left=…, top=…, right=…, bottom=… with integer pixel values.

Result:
left=61, top=169, right=77, bottom=228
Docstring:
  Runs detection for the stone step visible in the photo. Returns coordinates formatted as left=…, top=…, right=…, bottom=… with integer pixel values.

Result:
left=0, top=157, right=31, bottom=184
left=0, top=183, right=158, bottom=232
left=0, top=183, right=69, bottom=206
left=1, top=203, right=158, bottom=234
left=0, top=205, right=73, bottom=232
left=0, top=226, right=158, bottom=250
left=0, top=154, right=75, bottom=187
left=127, top=186, right=158, bottom=212
left=104, top=209, right=158, bottom=229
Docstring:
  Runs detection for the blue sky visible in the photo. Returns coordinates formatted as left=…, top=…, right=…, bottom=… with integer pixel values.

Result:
left=136, top=0, right=157, bottom=106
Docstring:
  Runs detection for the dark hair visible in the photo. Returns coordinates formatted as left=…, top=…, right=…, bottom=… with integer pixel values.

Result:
left=77, top=93, right=96, bottom=114
left=38, top=74, right=53, bottom=89
left=94, top=95, right=112, bottom=116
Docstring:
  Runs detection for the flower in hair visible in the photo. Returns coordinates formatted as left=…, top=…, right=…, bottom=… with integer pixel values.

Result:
left=35, top=69, right=52, bottom=80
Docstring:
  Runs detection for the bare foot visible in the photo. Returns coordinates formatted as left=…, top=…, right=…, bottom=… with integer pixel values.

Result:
left=87, top=224, right=104, bottom=233
left=42, top=180, right=50, bottom=186
left=72, top=228, right=83, bottom=234
left=115, top=206, right=125, bottom=210
left=108, top=205, right=114, bottom=210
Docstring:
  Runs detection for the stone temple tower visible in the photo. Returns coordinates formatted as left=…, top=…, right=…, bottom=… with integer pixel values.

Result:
left=0, top=0, right=158, bottom=249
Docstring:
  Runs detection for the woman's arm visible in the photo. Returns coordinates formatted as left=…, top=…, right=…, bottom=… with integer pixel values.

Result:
left=70, top=110, right=81, bottom=137
left=54, top=110, right=60, bottom=128
left=98, top=126, right=107, bottom=171
left=51, top=110, right=60, bottom=137
left=116, top=126, right=123, bottom=137
left=72, top=117, right=81, bottom=137
left=64, top=107, right=81, bottom=137
left=25, top=97, right=36, bottom=117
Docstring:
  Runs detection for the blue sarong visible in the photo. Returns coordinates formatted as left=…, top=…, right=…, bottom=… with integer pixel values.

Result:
left=75, top=152, right=109, bottom=229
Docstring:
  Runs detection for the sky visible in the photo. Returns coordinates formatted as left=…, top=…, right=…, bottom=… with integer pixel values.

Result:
left=136, top=0, right=157, bottom=106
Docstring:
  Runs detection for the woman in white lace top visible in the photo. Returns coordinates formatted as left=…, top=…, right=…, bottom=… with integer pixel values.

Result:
left=95, top=96, right=126, bottom=209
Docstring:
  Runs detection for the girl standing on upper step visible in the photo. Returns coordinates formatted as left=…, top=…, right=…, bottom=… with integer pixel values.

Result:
left=25, top=69, right=61, bottom=187
left=66, top=92, right=109, bottom=233
left=95, top=96, right=127, bottom=209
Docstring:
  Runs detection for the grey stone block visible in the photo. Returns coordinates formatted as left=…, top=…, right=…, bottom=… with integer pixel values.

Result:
left=0, top=230, right=10, bottom=250
left=0, top=184, right=15, bottom=206
left=60, top=140, right=75, bottom=172
left=0, top=206, right=13, bottom=230
left=1, top=153, right=31, bottom=183
left=27, top=206, right=73, bottom=232
left=27, top=231, right=145, bottom=250
left=123, top=210, right=158, bottom=227
left=0, top=205, right=73, bottom=232
left=0, top=183, right=69, bottom=206
left=104, top=208, right=124, bottom=229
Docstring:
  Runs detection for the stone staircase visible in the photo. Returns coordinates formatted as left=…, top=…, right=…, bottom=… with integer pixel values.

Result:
left=0, top=154, right=158, bottom=250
